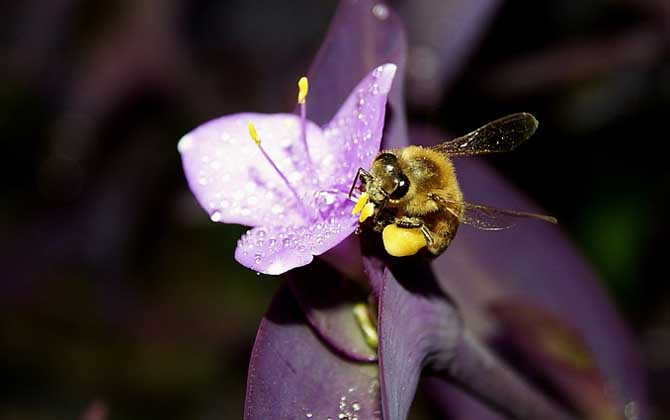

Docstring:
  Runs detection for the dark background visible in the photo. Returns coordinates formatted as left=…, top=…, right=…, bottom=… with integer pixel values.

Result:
left=1, top=1, right=668, bottom=419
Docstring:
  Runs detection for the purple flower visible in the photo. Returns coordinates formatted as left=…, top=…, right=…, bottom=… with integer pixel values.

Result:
left=179, top=64, right=397, bottom=275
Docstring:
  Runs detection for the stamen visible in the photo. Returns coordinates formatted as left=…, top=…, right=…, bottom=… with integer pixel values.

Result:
left=297, top=76, right=313, bottom=167
left=297, top=76, right=309, bottom=104
left=352, top=192, right=375, bottom=222
left=247, top=121, right=311, bottom=217
left=351, top=192, right=370, bottom=215
left=353, top=302, right=378, bottom=349
left=359, top=203, right=375, bottom=223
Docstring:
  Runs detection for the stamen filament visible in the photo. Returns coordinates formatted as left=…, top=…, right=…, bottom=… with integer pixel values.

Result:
left=248, top=121, right=311, bottom=217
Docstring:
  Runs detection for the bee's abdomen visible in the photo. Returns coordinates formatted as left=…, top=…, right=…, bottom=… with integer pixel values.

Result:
left=425, top=211, right=460, bottom=255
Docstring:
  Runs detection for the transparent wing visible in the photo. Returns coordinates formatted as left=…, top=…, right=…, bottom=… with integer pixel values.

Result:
left=460, top=202, right=558, bottom=231
left=429, top=193, right=557, bottom=231
left=432, top=113, right=539, bottom=157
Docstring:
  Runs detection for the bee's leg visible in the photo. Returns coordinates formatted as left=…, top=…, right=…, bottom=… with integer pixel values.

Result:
left=348, top=168, right=373, bottom=199
left=394, top=217, right=435, bottom=245
left=348, top=168, right=363, bottom=199
left=420, top=226, right=435, bottom=246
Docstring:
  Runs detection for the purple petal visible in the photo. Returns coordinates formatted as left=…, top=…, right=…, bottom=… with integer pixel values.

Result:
left=306, top=0, right=409, bottom=150
left=234, top=203, right=355, bottom=275
left=179, top=113, right=323, bottom=227
left=244, top=284, right=381, bottom=420
left=372, top=257, right=462, bottom=420
left=323, top=63, right=397, bottom=185
left=288, top=260, right=378, bottom=362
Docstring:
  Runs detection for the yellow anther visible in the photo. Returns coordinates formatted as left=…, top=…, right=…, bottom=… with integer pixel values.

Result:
left=248, top=121, right=261, bottom=146
left=298, top=76, right=309, bottom=104
left=382, top=224, right=427, bottom=257
left=359, top=203, right=375, bottom=223
left=351, top=192, right=369, bottom=215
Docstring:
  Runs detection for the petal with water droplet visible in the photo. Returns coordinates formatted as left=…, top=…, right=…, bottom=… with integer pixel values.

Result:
left=180, top=113, right=323, bottom=228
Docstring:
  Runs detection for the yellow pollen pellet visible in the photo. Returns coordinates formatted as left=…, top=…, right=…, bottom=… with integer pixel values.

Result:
left=382, top=224, right=427, bottom=257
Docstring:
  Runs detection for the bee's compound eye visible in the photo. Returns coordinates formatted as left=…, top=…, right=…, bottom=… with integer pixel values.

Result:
left=375, top=153, right=398, bottom=168
left=390, top=173, right=410, bottom=199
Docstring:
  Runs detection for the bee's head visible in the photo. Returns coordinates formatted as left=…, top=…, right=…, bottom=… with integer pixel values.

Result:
left=365, top=152, right=411, bottom=204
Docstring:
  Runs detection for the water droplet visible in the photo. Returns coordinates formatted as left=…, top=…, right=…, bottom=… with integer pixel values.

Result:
left=254, top=253, right=262, bottom=263
left=177, top=135, right=193, bottom=153
left=305, top=414, right=313, bottom=418
left=210, top=211, right=222, bottom=222
left=198, top=177, right=208, bottom=186
left=372, top=4, right=389, bottom=20
left=352, top=403, right=360, bottom=412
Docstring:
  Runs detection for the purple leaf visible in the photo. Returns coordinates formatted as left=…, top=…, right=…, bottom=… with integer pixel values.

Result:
left=371, top=255, right=573, bottom=420
left=489, top=300, right=626, bottom=420
left=244, top=283, right=381, bottom=420
left=373, top=257, right=462, bottom=420
left=409, top=125, right=648, bottom=417
left=390, top=0, right=502, bottom=108
left=289, top=260, right=378, bottom=362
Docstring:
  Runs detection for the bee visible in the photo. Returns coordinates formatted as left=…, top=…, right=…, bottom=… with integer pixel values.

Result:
left=350, top=113, right=557, bottom=257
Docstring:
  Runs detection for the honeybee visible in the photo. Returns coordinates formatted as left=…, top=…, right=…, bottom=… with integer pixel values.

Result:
left=350, top=113, right=557, bottom=257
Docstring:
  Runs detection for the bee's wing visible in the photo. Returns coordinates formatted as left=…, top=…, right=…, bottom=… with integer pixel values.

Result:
left=430, top=193, right=557, bottom=230
left=459, top=202, right=557, bottom=230
left=432, top=113, right=539, bottom=157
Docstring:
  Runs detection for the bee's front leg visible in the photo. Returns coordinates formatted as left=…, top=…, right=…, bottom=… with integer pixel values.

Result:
left=394, top=216, right=435, bottom=246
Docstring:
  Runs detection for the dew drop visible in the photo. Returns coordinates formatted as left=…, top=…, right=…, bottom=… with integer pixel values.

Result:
left=372, top=3, right=389, bottom=20
left=177, top=135, right=193, bottom=153
left=210, top=211, right=222, bottom=222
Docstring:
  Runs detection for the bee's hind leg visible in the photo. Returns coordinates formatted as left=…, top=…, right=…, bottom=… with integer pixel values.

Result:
left=394, top=217, right=435, bottom=246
